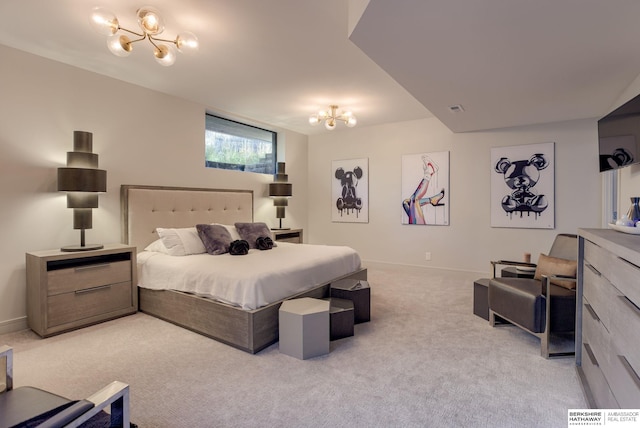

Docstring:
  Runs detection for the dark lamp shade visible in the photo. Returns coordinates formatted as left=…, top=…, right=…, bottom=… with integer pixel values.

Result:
left=57, top=168, right=107, bottom=192
left=269, top=182, right=292, bottom=197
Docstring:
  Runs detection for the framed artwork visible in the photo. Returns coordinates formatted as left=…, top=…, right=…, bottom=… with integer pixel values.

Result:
left=332, top=158, right=369, bottom=223
left=401, top=151, right=449, bottom=225
left=490, top=142, right=555, bottom=229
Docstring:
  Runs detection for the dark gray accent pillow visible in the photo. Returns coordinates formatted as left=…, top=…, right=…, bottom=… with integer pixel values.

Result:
left=196, top=224, right=233, bottom=255
left=234, top=222, right=276, bottom=249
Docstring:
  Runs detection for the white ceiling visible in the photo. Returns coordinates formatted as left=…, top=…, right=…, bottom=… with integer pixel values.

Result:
left=1, top=0, right=639, bottom=135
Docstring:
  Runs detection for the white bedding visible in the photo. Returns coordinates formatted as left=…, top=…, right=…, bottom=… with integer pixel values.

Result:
left=137, top=242, right=361, bottom=310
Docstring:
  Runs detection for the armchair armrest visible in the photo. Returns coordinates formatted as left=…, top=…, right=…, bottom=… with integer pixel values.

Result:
left=67, top=381, right=130, bottom=428
left=0, top=345, right=13, bottom=392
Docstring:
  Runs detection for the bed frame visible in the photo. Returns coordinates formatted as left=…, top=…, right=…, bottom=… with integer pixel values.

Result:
left=121, top=185, right=367, bottom=354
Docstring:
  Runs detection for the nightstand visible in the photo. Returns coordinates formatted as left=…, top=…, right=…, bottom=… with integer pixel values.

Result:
left=26, top=244, right=137, bottom=337
left=271, top=228, right=303, bottom=244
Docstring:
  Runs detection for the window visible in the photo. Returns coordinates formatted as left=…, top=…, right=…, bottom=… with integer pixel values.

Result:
left=205, top=114, right=276, bottom=174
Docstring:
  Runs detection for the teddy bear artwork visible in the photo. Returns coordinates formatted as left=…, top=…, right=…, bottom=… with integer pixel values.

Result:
left=332, top=158, right=369, bottom=223
left=491, top=142, right=555, bottom=229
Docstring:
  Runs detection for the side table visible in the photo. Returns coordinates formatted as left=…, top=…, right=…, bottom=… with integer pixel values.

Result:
left=500, top=266, right=535, bottom=279
left=330, top=279, right=370, bottom=324
left=279, top=297, right=329, bottom=359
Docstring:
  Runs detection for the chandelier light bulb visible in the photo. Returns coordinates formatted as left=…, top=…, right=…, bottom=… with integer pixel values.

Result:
left=324, top=119, right=336, bottom=130
left=176, top=32, right=199, bottom=53
left=137, top=6, right=164, bottom=35
left=90, top=7, right=119, bottom=36
left=154, top=44, right=176, bottom=66
left=107, top=34, right=132, bottom=57
left=345, top=116, right=357, bottom=127
left=309, top=115, right=320, bottom=126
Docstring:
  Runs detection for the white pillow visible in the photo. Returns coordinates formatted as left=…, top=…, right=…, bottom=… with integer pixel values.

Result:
left=215, top=224, right=242, bottom=241
left=156, top=227, right=207, bottom=256
left=144, top=239, right=169, bottom=254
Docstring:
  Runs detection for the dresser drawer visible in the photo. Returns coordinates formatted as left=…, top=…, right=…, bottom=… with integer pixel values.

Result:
left=607, top=256, right=640, bottom=311
left=582, top=261, right=616, bottom=330
left=581, top=342, right=619, bottom=409
left=47, top=281, right=133, bottom=327
left=583, top=297, right=611, bottom=373
left=610, top=292, right=640, bottom=388
left=584, top=239, right=614, bottom=277
left=607, top=344, right=640, bottom=408
left=48, top=260, right=132, bottom=295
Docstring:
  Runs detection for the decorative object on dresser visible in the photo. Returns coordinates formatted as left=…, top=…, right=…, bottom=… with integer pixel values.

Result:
left=57, top=130, right=107, bottom=252
left=576, top=228, right=640, bottom=408
left=269, top=162, right=293, bottom=230
left=272, top=228, right=303, bottom=244
left=26, top=244, right=137, bottom=337
left=488, top=233, right=577, bottom=358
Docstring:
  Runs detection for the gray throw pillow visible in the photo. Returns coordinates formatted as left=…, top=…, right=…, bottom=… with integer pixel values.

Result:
left=196, top=224, right=233, bottom=255
left=234, top=222, right=276, bottom=249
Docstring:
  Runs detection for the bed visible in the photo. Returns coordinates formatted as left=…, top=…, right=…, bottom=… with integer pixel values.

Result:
left=121, top=184, right=367, bottom=353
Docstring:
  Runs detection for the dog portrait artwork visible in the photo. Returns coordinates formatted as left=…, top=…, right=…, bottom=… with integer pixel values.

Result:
left=332, top=158, right=368, bottom=223
left=491, top=142, right=555, bottom=229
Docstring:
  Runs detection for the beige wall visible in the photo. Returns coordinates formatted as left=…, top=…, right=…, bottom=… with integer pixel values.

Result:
left=307, top=116, right=602, bottom=273
left=0, top=45, right=308, bottom=332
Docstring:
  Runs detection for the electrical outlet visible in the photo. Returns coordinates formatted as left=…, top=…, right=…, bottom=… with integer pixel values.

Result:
left=425, top=252, right=431, bottom=261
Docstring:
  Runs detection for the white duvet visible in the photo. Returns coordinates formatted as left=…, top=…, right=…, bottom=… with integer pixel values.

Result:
left=137, top=242, right=361, bottom=310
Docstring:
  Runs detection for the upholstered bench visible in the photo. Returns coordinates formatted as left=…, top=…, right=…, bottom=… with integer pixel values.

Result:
left=278, top=298, right=330, bottom=360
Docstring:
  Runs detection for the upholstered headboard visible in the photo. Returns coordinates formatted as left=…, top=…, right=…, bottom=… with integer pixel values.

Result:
left=121, top=185, right=254, bottom=251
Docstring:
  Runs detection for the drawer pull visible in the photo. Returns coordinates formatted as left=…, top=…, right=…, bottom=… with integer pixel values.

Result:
left=584, top=303, right=600, bottom=322
left=584, top=343, right=598, bottom=367
left=619, top=355, right=640, bottom=388
left=618, top=256, right=640, bottom=271
left=75, top=263, right=110, bottom=272
left=585, top=263, right=601, bottom=277
left=619, top=295, right=640, bottom=318
left=75, top=284, right=112, bottom=294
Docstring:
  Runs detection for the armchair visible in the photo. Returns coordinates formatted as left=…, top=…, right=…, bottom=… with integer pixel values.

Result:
left=0, top=345, right=130, bottom=428
left=488, top=233, right=578, bottom=358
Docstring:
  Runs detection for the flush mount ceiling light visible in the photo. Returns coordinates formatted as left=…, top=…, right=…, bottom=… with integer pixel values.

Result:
left=309, top=105, right=357, bottom=130
left=90, top=6, right=198, bottom=66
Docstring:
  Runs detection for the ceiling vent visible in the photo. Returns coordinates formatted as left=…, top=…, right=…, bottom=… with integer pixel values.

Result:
left=448, top=104, right=465, bottom=113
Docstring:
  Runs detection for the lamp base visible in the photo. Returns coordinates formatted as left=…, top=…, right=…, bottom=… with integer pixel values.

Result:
left=60, top=244, right=104, bottom=252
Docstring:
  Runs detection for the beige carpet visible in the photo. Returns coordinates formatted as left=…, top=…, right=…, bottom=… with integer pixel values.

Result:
left=1, top=264, right=586, bottom=427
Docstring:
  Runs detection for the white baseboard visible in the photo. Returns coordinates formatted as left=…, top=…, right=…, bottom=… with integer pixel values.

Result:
left=0, top=316, right=28, bottom=335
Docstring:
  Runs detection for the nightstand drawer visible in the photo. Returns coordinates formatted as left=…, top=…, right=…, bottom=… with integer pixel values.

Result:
left=48, top=260, right=132, bottom=295
left=47, top=281, right=133, bottom=327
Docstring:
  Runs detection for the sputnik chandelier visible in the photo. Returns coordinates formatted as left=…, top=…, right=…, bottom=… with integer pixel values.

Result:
left=309, top=105, right=357, bottom=130
left=90, top=6, right=198, bottom=66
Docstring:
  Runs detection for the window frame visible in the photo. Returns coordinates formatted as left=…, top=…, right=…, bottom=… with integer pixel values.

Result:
left=204, top=113, right=277, bottom=175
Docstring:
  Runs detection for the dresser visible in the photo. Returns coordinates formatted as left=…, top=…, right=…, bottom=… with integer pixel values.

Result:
left=26, top=244, right=137, bottom=337
left=577, top=228, right=640, bottom=408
